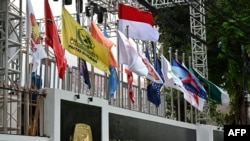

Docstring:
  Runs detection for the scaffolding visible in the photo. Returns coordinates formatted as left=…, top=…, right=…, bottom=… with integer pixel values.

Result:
left=0, top=0, right=23, bottom=133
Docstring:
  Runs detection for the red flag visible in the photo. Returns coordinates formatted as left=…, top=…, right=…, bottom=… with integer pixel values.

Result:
left=125, top=69, right=135, bottom=104
left=44, top=0, right=67, bottom=79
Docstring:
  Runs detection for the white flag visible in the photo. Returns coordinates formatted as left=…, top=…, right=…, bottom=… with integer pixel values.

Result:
left=161, top=55, right=205, bottom=110
left=118, top=30, right=148, bottom=76
left=26, top=0, right=47, bottom=72
left=161, top=55, right=188, bottom=93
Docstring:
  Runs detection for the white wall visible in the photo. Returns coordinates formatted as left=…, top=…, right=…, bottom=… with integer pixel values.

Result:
left=0, top=134, right=49, bottom=141
left=44, top=88, right=223, bottom=141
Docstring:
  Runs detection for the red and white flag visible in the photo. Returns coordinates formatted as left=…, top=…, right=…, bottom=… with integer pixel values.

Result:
left=118, top=3, right=159, bottom=42
left=117, top=30, right=148, bottom=76
left=141, top=57, right=163, bottom=84
left=26, top=0, right=47, bottom=72
left=44, top=0, right=67, bottom=79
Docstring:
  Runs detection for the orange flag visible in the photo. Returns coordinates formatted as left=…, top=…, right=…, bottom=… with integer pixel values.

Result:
left=90, top=21, right=117, bottom=67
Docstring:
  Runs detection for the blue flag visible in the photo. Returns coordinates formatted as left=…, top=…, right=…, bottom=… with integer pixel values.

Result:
left=109, top=66, right=118, bottom=98
left=79, top=59, right=91, bottom=89
left=154, top=56, right=164, bottom=82
left=102, top=24, right=119, bottom=98
left=103, top=26, right=110, bottom=38
left=171, top=59, right=207, bottom=100
left=146, top=43, right=163, bottom=107
left=145, top=45, right=150, bottom=61
left=147, top=82, right=162, bottom=107
left=76, top=13, right=91, bottom=89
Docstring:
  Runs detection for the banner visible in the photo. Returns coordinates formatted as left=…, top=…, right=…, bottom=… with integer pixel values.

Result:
left=62, top=6, right=109, bottom=73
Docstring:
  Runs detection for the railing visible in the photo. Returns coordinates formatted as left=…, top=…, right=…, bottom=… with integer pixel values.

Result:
left=37, top=57, right=166, bottom=116
left=0, top=56, right=166, bottom=135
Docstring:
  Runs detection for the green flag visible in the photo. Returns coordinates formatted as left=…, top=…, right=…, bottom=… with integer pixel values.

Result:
left=189, top=67, right=229, bottom=105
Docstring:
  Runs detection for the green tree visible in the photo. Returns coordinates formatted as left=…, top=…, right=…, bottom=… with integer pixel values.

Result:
left=152, top=0, right=250, bottom=124
left=205, top=0, right=250, bottom=124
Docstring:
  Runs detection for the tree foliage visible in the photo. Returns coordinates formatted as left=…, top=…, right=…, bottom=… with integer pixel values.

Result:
left=205, top=0, right=250, bottom=125
left=154, top=0, right=250, bottom=125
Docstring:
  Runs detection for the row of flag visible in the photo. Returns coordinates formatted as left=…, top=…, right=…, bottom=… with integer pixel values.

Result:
left=26, top=0, right=67, bottom=79
left=26, top=1, right=229, bottom=111
left=117, top=3, right=229, bottom=110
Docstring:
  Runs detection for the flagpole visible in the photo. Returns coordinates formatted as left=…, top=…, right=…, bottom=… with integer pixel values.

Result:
left=183, top=52, right=188, bottom=122
left=103, top=12, right=109, bottom=101
left=76, top=0, right=81, bottom=97
left=146, top=42, right=151, bottom=114
left=175, top=49, right=181, bottom=121
left=44, top=41, right=49, bottom=88
left=160, top=43, right=166, bottom=117
left=43, top=0, right=50, bottom=87
left=90, top=5, right=95, bottom=97
left=117, top=19, right=122, bottom=107
left=189, top=56, right=196, bottom=123
left=168, top=47, right=174, bottom=119
left=190, top=56, right=196, bottom=124
left=25, top=0, right=32, bottom=134
left=135, top=40, right=141, bottom=111
left=152, top=42, right=158, bottom=114
left=125, top=25, right=131, bottom=109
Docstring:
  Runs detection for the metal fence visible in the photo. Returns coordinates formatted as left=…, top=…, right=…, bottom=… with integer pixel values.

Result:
left=0, top=53, right=167, bottom=135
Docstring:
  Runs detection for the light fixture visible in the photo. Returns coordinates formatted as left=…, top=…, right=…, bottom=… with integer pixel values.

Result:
left=64, top=0, right=72, bottom=5
left=74, top=94, right=80, bottom=99
left=88, top=97, right=93, bottom=102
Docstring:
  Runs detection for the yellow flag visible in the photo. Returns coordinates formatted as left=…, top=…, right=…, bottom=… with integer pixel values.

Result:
left=62, top=6, right=109, bottom=73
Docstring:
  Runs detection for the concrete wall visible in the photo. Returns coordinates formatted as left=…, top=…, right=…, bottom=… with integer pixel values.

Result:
left=44, top=88, right=224, bottom=141
left=0, top=88, right=223, bottom=141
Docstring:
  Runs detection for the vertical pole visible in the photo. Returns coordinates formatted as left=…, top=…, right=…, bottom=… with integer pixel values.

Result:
left=90, top=5, right=95, bottom=97
left=175, top=49, right=180, bottom=121
left=2, top=0, right=9, bottom=133
left=136, top=42, right=141, bottom=111
left=116, top=20, right=122, bottom=107
left=25, top=0, right=32, bottom=134
left=116, top=20, right=120, bottom=107
left=168, top=47, right=174, bottom=119
left=76, top=0, right=81, bottom=96
left=160, top=43, right=166, bottom=117
left=103, top=12, right=109, bottom=100
left=189, top=56, right=196, bottom=124
left=18, top=0, right=23, bottom=133
left=125, top=26, right=130, bottom=109
left=183, top=53, right=187, bottom=122
left=152, top=42, right=158, bottom=115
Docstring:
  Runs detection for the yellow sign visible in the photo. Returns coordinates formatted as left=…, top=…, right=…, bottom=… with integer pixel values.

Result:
left=62, top=6, right=109, bottom=73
